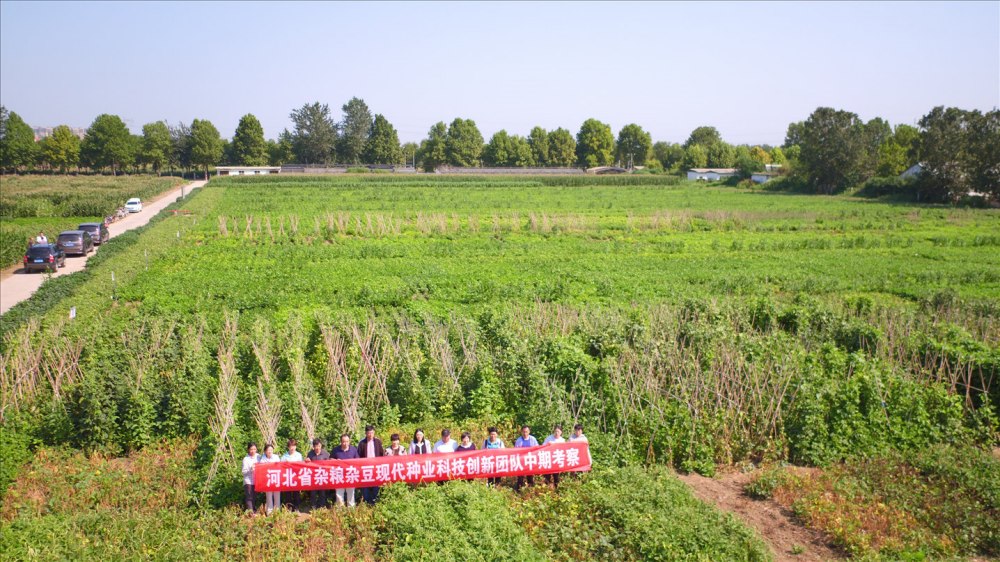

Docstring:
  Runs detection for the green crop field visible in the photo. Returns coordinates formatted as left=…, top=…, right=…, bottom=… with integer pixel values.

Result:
left=1, top=174, right=998, bottom=560
left=0, top=175, right=183, bottom=269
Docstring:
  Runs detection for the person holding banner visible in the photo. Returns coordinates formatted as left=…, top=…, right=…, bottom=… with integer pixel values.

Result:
left=456, top=431, right=477, bottom=452
left=280, top=439, right=303, bottom=511
left=569, top=423, right=588, bottom=442
left=386, top=434, right=406, bottom=456
left=306, top=438, right=330, bottom=509
left=514, top=425, right=539, bottom=492
left=242, top=442, right=260, bottom=513
left=260, top=443, right=282, bottom=514
left=358, top=425, right=384, bottom=505
left=543, top=425, right=566, bottom=489
left=434, top=429, right=457, bottom=453
left=409, top=429, right=432, bottom=455
left=483, top=427, right=505, bottom=487
left=332, top=434, right=359, bottom=507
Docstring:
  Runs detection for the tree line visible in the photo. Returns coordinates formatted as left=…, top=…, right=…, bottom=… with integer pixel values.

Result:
left=0, top=100, right=996, bottom=202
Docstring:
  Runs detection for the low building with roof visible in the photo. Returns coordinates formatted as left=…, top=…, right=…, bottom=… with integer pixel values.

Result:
left=687, top=168, right=738, bottom=181
left=215, top=166, right=281, bottom=176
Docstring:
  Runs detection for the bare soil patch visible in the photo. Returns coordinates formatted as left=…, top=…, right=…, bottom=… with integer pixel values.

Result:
left=677, top=469, right=843, bottom=562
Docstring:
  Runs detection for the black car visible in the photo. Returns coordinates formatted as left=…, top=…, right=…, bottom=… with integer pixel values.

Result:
left=78, top=222, right=110, bottom=245
left=57, top=230, right=94, bottom=256
left=23, top=244, right=66, bottom=273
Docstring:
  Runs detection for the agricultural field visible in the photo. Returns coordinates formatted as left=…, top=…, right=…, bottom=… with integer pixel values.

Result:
left=0, top=175, right=183, bottom=269
left=1, top=174, right=998, bottom=560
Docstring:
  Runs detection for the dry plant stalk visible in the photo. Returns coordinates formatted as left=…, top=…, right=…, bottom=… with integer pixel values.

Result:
left=251, top=319, right=282, bottom=448
left=286, top=316, right=320, bottom=441
left=0, top=319, right=44, bottom=421
left=203, top=313, right=240, bottom=493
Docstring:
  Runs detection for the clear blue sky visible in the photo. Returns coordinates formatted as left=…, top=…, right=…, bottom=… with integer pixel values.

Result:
left=2, top=1, right=997, bottom=146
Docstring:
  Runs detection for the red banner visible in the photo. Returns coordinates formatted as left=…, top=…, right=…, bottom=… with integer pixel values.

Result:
left=254, top=442, right=591, bottom=492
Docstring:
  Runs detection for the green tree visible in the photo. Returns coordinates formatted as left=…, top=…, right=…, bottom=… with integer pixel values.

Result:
left=616, top=123, right=652, bottom=168
left=799, top=107, right=865, bottom=194
left=170, top=122, right=192, bottom=174
left=892, top=124, right=921, bottom=166
left=706, top=142, right=736, bottom=168
left=219, top=139, right=234, bottom=166
left=737, top=147, right=767, bottom=178
left=400, top=141, right=418, bottom=167
left=362, top=114, right=402, bottom=164
left=682, top=144, right=708, bottom=170
left=967, top=109, right=1000, bottom=198
left=547, top=127, right=576, bottom=167
left=484, top=130, right=513, bottom=166
left=1, top=110, right=38, bottom=173
left=40, top=125, right=81, bottom=173
left=81, top=114, right=134, bottom=174
left=338, top=97, right=373, bottom=164
left=509, top=135, right=535, bottom=167
left=446, top=118, right=484, bottom=167
left=189, top=118, right=223, bottom=179
left=268, top=129, right=294, bottom=166
left=575, top=118, right=615, bottom=167
left=528, top=126, right=548, bottom=166
left=140, top=121, right=172, bottom=173
left=917, top=106, right=971, bottom=201
left=684, top=126, right=722, bottom=149
left=653, top=142, right=685, bottom=172
left=860, top=117, right=892, bottom=178
left=419, top=121, right=448, bottom=172
left=0, top=110, right=39, bottom=173
left=290, top=102, right=337, bottom=165
left=231, top=113, right=269, bottom=166
left=784, top=121, right=805, bottom=148
left=749, top=146, right=772, bottom=165
left=769, top=146, right=788, bottom=167
left=875, top=139, right=908, bottom=177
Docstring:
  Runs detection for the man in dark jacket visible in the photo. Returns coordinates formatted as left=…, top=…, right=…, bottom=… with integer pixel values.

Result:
left=357, top=425, right=384, bottom=504
left=305, top=438, right=330, bottom=509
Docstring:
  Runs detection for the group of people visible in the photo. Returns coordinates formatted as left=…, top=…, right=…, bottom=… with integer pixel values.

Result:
left=241, top=423, right=588, bottom=515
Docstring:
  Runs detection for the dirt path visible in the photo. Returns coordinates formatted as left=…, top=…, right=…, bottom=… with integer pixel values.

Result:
left=0, top=180, right=207, bottom=314
left=677, top=470, right=842, bottom=562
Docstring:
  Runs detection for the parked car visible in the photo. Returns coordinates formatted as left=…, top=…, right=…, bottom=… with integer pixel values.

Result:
left=125, top=198, right=143, bottom=213
left=78, top=222, right=110, bottom=245
left=23, top=244, right=66, bottom=273
left=57, top=230, right=94, bottom=256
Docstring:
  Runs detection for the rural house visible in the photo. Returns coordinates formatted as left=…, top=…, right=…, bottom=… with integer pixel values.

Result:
left=687, top=168, right=738, bottom=181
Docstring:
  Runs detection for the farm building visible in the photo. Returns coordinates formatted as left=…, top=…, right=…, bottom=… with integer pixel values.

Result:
left=687, top=168, right=738, bottom=181
left=751, top=171, right=779, bottom=184
left=900, top=163, right=924, bottom=179
left=215, top=166, right=281, bottom=176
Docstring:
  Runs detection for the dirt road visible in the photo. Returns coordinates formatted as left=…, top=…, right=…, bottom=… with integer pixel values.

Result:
left=0, top=180, right=207, bottom=315
left=677, top=470, right=842, bottom=562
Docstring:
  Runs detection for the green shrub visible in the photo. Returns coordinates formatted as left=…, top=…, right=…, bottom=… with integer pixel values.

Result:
left=517, top=465, right=771, bottom=561
left=376, top=481, right=545, bottom=561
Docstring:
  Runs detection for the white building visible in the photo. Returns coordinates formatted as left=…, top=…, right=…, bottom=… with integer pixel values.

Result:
left=687, top=168, right=738, bottom=181
left=900, top=163, right=924, bottom=179
left=215, top=166, right=281, bottom=176
left=751, top=172, right=779, bottom=184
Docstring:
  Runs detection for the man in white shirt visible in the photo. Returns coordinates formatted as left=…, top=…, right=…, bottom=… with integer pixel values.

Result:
left=568, top=423, right=588, bottom=442
left=543, top=425, right=566, bottom=489
left=433, top=429, right=457, bottom=453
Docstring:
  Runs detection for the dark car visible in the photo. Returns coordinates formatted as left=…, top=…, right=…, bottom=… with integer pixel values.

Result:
left=57, top=230, right=94, bottom=256
left=23, top=244, right=66, bottom=273
left=78, top=222, right=110, bottom=245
